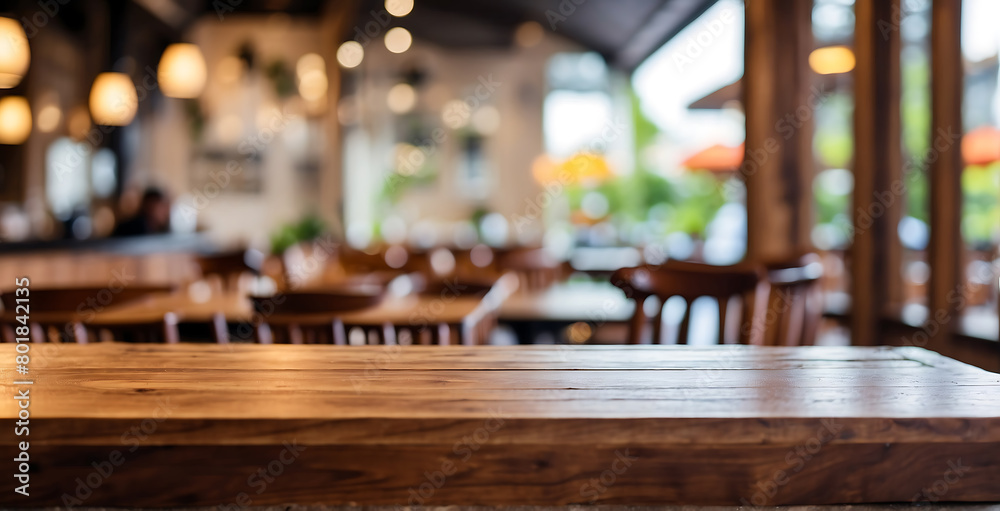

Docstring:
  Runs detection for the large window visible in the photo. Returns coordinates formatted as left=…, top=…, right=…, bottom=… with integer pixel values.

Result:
left=959, top=0, right=1000, bottom=339
left=630, top=0, right=746, bottom=265
left=899, top=0, right=932, bottom=323
left=810, top=0, right=856, bottom=308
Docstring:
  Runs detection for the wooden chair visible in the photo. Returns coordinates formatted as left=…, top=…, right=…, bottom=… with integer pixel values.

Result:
left=0, top=285, right=177, bottom=343
left=250, top=288, right=384, bottom=344
left=195, top=249, right=264, bottom=292
left=611, top=263, right=768, bottom=344
left=495, top=248, right=568, bottom=292
left=762, top=254, right=825, bottom=346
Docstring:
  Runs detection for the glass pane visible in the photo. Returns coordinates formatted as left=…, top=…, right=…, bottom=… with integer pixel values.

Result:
left=960, top=0, right=1000, bottom=339
left=899, top=0, right=931, bottom=324
left=810, top=0, right=856, bottom=311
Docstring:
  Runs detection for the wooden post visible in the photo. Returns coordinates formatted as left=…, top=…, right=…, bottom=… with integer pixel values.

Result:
left=743, top=0, right=814, bottom=264
left=927, top=0, right=964, bottom=349
left=850, top=0, right=903, bottom=346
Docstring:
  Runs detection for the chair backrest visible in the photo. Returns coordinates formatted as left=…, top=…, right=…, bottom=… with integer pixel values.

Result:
left=762, top=254, right=825, bottom=346
left=249, top=287, right=384, bottom=344
left=495, top=248, right=567, bottom=292
left=611, top=263, right=767, bottom=345
left=1, top=285, right=174, bottom=312
left=0, top=285, right=178, bottom=344
left=195, top=249, right=264, bottom=292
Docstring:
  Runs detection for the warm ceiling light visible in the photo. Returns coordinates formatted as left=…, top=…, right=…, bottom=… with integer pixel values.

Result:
left=336, top=41, right=364, bottom=68
left=387, top=83, right=416, bottom=114
left=0, top=96, right=32, bottom=144
left=296, top=53, right=325, bottom=78
left=158, top=43, right=207, bottom=98
left=0, top=17, right=30, bottom=89
left=37, top=104, right=62, bottom=133
left=384, top=27, right=412, bottom=54
left=89, top=72, right=138, bottom=126
left=386, top=0, right=414, bottom=17
left=809, top=46, right=855, bottom=75
left=514, top=21, right=544, bottom=48
left=298, top=70, right=328, bottom=101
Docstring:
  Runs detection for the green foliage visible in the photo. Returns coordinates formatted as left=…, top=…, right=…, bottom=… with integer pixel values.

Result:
left=905, top=169, right=929, bottom=224
left=265, top=60, right=296, bottom=98
left=269, top=213, right=328, bottom=255
left=630, top=88, right=660, bottom=154
left=664, top=171, right=725, bottom=236
left=813, top=93, right=854, bottom=169
left=961, top=163, right=1000, bottom=247
left=901, top=49, right=931, bottom=222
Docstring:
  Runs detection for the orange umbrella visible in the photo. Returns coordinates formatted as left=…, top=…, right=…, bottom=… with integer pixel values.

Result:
left=532, top=153, right=614, bottom=185
left=962, top=126, right=1000, bottom=166
left=682, top=143, right=744, bottom=173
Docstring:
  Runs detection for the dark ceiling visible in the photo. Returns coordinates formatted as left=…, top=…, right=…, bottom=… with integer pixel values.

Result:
left=376, top=0, right=718, bottom=70
left=192, top=0, right=720, bottom=71
left=10, top=0, right=719, bottom=73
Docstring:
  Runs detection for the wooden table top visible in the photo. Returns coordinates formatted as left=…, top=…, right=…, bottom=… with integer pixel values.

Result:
left=5, top=343, right=998, bottom=430
left=4, top=344, right=999, bottom=506
left=2, top=289, right=489, bottom=327
left=499, top=280, right=634, bottom=323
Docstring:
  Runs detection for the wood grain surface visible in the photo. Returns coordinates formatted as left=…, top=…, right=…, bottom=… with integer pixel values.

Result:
left=1, top=344, right=998, bottom=507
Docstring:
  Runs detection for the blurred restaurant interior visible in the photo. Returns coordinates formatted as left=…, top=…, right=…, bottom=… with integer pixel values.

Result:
left=1, top=0, right=1000, bottom=507
left=0, top=0, right=998, bottom=361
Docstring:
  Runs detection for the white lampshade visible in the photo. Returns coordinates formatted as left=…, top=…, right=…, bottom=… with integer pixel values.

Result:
left=0, top=17, right=29, bottom=89
left=158, top=43, right=207, bottom=99
left=0, top=96, right=32, bottom=144
left=89, top=72, right=138, bottom=126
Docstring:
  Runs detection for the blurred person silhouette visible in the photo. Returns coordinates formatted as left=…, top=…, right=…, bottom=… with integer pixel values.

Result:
left=112, top=187, right=171, bottom=236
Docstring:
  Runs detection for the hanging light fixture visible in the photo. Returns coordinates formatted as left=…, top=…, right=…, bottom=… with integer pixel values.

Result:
left=89, top=72, right=138, bottom=126
left=0, top=17, right=29, bottom=89
left=337, top=41, right=364, bottom=68
left=384, top=27, right=412, bottom=54
left=157, top=43, right=207, bottom=98
left=0, top=96, right=32, bottom=144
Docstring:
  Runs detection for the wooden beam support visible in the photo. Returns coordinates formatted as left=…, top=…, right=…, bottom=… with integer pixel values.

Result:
left=851, top=0, right=903, bottom=346
left=743, top=0, right=814, bottom=264
left=927, top=0, right=964, bottom=348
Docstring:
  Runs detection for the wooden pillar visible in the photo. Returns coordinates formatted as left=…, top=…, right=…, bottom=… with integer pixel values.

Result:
left=320, top=0, right=360, bottom=239
left=743, top=0, right=814, bottom=264
left=850, top=0, right=902, bottom=346
left=927, top=0, right=964, bottom=347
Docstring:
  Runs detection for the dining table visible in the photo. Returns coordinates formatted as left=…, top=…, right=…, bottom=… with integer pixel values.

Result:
left=499, top=280, right=634, bottom=343
left=0, top=278, right=514, bottom=345
left=3, top=343, right=998, bottom=507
